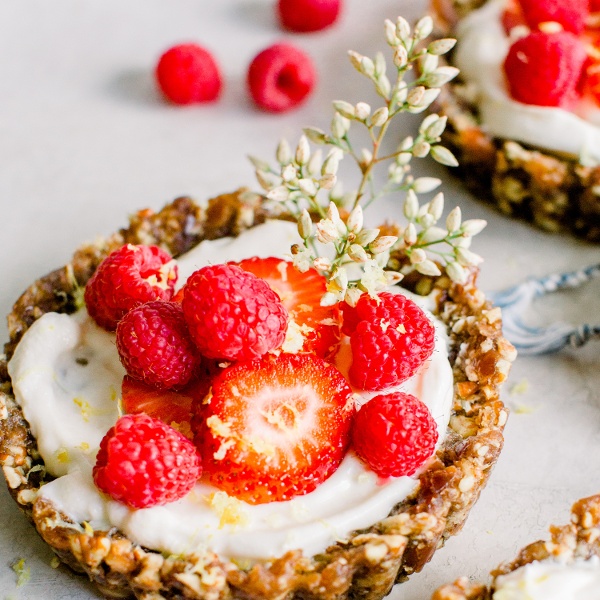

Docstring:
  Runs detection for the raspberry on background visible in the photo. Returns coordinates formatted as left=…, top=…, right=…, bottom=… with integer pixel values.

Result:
left=352, top=392, right=438, bottom=478
left=84, top=244, right=178, bottom=331
left=247, top=43, right=316, bottom=112
left=182, top=263, right=289, bottom=361
left=503, top=30, right=587, bottom=107
left=519, top=0, right=589, bottom=34
left=277, top=0, right=343, bottom=33
left=116, top=301, right=201, bottom=390
left=155, top=43, right=222, bottom=105
left=93, top=413, right=202, bottom=509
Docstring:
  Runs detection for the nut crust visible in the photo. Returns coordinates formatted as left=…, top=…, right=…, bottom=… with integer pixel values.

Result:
left=0, top=192, right=514, bottom=599
left=432, top=494, right=600, bottom=600
left=430, top=0, right=600, bottom=243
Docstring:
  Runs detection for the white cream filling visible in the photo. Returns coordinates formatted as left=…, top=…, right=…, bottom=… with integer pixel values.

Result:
left=453, top=0, right=600, bottom=163
left=493, top=557, right=600, bottom=599
left=8, top=219, right=454, bottom=561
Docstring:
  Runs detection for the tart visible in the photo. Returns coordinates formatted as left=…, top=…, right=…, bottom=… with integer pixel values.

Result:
left=0, top=191, right=515, bottom=599
left=430, top=0, right=600, bottom=242
left=432, top=493, right=600, bottom=599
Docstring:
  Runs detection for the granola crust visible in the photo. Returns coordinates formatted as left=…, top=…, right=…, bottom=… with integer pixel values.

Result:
left=430, top=0, right=600, bottom=243
left=432, top=494, right=600, bottom=600
left=0, top=192, right=515, bottom=600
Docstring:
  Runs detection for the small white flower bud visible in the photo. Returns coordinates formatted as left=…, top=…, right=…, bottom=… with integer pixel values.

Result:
left=404, top=222, right=418, bottom=245
left=256, top=169, right=280, bottom=191
left=306, top=149, right=322, bottom=177
left=410, top=248, right=427, bottom=264
left=369, top=235, right=397, bottom=254
left=393, top=45, right=408, bottom=68
left=303, top=127, right=327, bottom=144
left=360, top=56, right=375, bottom=77
left=295, top=135, right=310, bottom=165
left=319, top=173, right=337, bottom=190
left=370, top=106, right=389, bottom=127
left=456, top=247, right=483, bottom=267
left=446, top=206, right=462, bottom=232
left=316, top=219, right=339, bottom=244
left=298, top=209, right=313, bottom=240
left=414, top=15, right=433, bottom=40
left=347, top=205, right=364, bottom=234
left=281, top=164, right=297, bottom=183
left=404, top=190, right=419, bottom=220
left=313, top=256, right=332, bottom=272
left=407, top=86, right=426, bottom=107
left=376, top=75, right=392, bottom=98
left=424, top=66, right=460, bottom=87
left=428, top=192, right=444, bottom=221
left=399, top=135, right=414, bottom=151
left=360, top=148, right=373, bottom=166
left=419, top=226, right=448, bottom=244
left=431, top=145, right=459, bottom=167
left=425, top=115, right=448, bottom=139
left=413, top=177, right=442, bottom=193
left=427, top=38, right=457, bottom=56
left=298, top=178, right=317, bottom=197
left=396, top=16, right=411, bottom=42
left=355, top=102, right=371, bottom=121
left=321, top=292, right=340, bottom=307
left=419, top=213, right=435, bottom=229
left=461, top=218, right=487, bottom=236
left=348, top=50, right=364, bottom=71
left=333, top=100, right=356, bottom=119
left=374, top=52, right=386, bottom=77
left=420, top=53, right=439, bottom=74
left=384, top=271, right=404, bottom=286
left=446, top=261, right=467, bottom=283
left=276, top=139, right=291, bottom=165
left=356, top=228, right=380, bottom=246
left=322, top=148, right=342, bottom=176
left=348, top=244, right=370, bottom=263
left=384, top=19, right=401, bottom=46
left=419, top=113, right=439, bottom=135
left=267, top=186, right=290, bottom=202
left=395, top=80, right=408, bottom=103
left=333, top=267, right=348, bottom=290
left=396, top=152, right=412, bottom=166
left=416, top=259, right=442, bottom=277
left=344, top=287, right=363, bottom=308
left=412, top=140, right=431, bottom=158
left=249, top=155, right=270, bottom=171
left=331, top=113, right=351, bottom=139
left=327, top=201, right=341, bottom=223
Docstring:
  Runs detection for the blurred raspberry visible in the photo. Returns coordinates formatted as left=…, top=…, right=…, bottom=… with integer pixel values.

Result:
left=84, top=244, right=177, bottom=331
left=519, top=0, right=589, bottom=34
left=116, top=301, right=200, bottom=390
left=93, top=413, right=201, bottom=508
left=247, top=43, right=316, bottom=112
left=503, top=31, right=587, bottom=107
left=277, top=0, right=342, bottom=32
left=182, top=263, right=288, bottom=361
left=352, top=392, right=438, bottom=478
left=155, top=43, right=222, bottom=104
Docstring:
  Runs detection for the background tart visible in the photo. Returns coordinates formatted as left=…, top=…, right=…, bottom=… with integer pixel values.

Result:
left=0, top=192, right=515, bottom=600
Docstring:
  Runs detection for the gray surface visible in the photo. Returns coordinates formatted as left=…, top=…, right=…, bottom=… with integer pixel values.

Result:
left=1, top=0, right=599, bottom=597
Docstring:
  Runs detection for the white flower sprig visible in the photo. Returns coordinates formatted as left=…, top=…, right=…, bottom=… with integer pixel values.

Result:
left=250, top=15, right=486, bottom=306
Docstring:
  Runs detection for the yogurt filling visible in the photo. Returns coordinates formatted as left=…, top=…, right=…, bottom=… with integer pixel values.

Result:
left=453, top=0, right=600, bottom=163
left=8, top=219, right=454, bottom=561
left=493, top=557, right=600, bottom=599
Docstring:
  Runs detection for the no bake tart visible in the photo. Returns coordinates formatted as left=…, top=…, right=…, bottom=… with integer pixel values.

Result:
left=0, top=16, right=515, bottom=600
left=430, top=0, right=600, bottom=241
left=432, top=493, right=600, bottom=599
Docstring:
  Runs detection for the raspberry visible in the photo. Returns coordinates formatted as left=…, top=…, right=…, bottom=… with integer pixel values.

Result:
left=192, top=353, right=354, bottom=504
left=503, top=31, right=587, bottom=107
left=232, top=257, right=341, bottom=359
left=247, top=43, right=316, bottom=112
left=182, top=263, right=288, bottom=361
left=518, top=0, right=589, bottom=34
left=116, top=301, right=200, bottom=390
left=93, top=413, right=201, bottom=509
left=155, top=43, right=222, bottom=105
left=341, top=292, right=435, bottom=391
left=277, top=0, right=342, bottom=32
left=84, top=244, right=178, bottom=331
left=352, top=392, right=438, bottom=478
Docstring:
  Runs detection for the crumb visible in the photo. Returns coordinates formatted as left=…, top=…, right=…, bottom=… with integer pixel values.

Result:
left=11, top=557, right=30, bottom=588
left=509, top=378, right=529, bottom=395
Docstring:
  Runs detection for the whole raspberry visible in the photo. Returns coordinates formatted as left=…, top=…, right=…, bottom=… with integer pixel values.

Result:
left=84, top=244, right=178, bottom=331
left=277, top=0, right=343, bottom=33
left=155, top=43, right=222, bottom=105
left=342, top=292, right=435, bottom=391
left=93, top=413, right=201, bottom=509
left=352, top=392, right=438, bottom=478
left=247, top=43, right=316, bottom=112
left=116, top=301, right=201, bottom=390
left=503, top=31, right=587, bottom=107
left=519, top=0, right=589, bottom=34
left=182, top=263, right=289, bottom=361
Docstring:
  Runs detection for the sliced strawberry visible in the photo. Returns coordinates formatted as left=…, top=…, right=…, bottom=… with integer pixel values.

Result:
left=192, top=353, right=355, bottom=504
left=122, top=372, right=213, bottom=440
left=232, top=257, right=341, bottom=360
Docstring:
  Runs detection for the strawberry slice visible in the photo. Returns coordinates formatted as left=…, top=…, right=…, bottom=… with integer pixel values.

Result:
left=122, top=372, right=213, bottom=440
left=231, top=256, right=341, bottom=360
left=192, top=353, right=355, bottom=504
